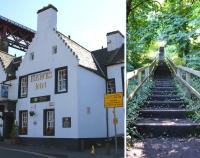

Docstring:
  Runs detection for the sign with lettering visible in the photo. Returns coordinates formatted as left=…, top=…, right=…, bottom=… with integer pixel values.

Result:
left=1, top=85, right=8, bottom=98
left=30, top=95, right=50, bottom=103
left=30, top=71, right=52, bottom=90
left=104, top=92, right=123, bottom=108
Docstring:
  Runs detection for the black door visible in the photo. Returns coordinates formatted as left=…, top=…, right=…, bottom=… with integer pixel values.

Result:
left=3, top=112, right=14, bottom=138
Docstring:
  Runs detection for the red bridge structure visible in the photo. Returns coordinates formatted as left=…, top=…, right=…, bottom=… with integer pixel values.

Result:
left=0, top=15, right=35, bottom=52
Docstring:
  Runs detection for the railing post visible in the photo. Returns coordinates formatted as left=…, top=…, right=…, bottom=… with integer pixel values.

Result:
left=186, top=72, right=191, bottom=84
left=138, top=71, right=142, bottom=85
left=186, top=72, right=192, bottom=98
left=177, top=68, right=181, bottom=78
left=145, top=67, right=150, bottom=78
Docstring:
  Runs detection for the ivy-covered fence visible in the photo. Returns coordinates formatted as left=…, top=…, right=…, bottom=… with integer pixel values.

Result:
left=167, top=57, right=200, bottom=121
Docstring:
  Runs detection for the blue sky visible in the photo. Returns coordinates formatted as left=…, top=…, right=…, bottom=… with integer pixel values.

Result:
left=0, top=0, right=125, bottom=56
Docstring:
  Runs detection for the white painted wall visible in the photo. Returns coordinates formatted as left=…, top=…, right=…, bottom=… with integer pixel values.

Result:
left=107, top=63, right=124, bottom=137
left=37, top=7, right=57, bottom=34
left=7, top=79, right=18, bottom=100
left=107, top=33, right=124, bottom=51
left=78, top=67, right=107, bottom=138
left=0, top=62, right=6, bottom=83
left=16, top=26, right=80, bottom=138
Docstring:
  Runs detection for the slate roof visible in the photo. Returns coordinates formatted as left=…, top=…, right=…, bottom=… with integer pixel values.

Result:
left=0, top=50, right=22, bottom=80
left=56, top=31, right=106, bottom=77
left=91, top=44, right=124, bottom=76
left=0, top=50, right=14, bottom=69
left=6, top=56, right=22, bottom=80
left=0, top=30, right=124, bottom=79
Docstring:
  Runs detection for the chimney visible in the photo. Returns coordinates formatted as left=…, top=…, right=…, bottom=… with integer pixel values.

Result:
left=106, top=30, right=124, bottom=51
left=37, top=4, right=58, bottom=33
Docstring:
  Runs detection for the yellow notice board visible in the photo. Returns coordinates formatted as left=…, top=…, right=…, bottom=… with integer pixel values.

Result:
left=104, top=92, right=123, bottom=108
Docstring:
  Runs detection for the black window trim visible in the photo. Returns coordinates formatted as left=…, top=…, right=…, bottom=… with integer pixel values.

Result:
left=43, top=109, right=55, bottom=136
left=55, top=66, right=68, bottom=94
left=121, top=66, right=124, bottom=94
left=18, top=75, right=28, bottom=99
left=106, top=78, right=116, bottom=94
left=19, top=110, right=28, bottom=135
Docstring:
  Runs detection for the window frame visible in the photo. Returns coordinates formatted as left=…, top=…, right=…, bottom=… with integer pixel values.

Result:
left=52, top=45, right=57, bottom=54
left=30, top=52, right=34, bottom=60
left=107, top=78, right=116, bottom=94
left=43, top=109, right=55, bottom=136
left=19, top=110, right=28, bottom=135
left=121, top=67, right=124, bottom=93
left=18, top=75, right=28, bottom=98
left=55, top=66, right=68, bottom=94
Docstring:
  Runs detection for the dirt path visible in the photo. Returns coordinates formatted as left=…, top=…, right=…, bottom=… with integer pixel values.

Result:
left=127, top=137, right=200, bottom=158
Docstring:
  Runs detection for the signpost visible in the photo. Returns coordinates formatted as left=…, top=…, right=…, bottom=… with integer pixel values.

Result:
left=104, top=92, right=123, bottom=154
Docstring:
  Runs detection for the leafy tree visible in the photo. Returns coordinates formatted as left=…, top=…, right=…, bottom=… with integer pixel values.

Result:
left=127, top=0, right=200, bottom=69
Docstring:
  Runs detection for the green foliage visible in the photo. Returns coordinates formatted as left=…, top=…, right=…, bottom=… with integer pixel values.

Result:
left=127, top=79, right=153, bottom=138
left=127, top=63, right=134, bottom=72
left=127, top=78, right=137, bottom=97
left=10, top=123, right=18, bottom=139
left=174, top=77, right=200, bottom=121
left=127, top=0, right=161, bottom=68
left=127, top=0, right=200, bottom=68
left=173, top=57, right=186, bottom=65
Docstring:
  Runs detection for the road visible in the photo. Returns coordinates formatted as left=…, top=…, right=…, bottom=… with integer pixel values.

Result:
left=0, top=147, right=57, bottom=158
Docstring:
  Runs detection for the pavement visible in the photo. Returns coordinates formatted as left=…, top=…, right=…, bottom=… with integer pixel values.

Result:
left=127, top=137, right=200, bottom=158
left=0, top=141, right=124, bottom=158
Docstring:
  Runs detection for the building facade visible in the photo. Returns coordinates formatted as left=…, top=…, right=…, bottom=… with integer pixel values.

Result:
left=0, top=4, right=124, bottom=145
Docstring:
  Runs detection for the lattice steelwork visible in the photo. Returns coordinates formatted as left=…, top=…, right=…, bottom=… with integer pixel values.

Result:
left=0, top=15, right=35, bottom=52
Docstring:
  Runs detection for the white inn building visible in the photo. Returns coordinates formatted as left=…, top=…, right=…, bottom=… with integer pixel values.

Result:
left=0, top=4, right=124, bottom=148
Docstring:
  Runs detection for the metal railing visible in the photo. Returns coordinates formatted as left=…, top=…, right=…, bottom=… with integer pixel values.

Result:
left=127, top=58, right=157, bottom=102
left=167, top=57, right=200, bottom=99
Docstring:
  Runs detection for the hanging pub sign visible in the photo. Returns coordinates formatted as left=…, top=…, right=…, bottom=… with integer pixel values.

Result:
left=1, top=85, right=8, bottom=98
left=30, top=95, right=50, bottom=103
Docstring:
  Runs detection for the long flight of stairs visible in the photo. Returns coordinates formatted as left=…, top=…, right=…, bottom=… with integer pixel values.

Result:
left=135, top=60, right=200, bottom=137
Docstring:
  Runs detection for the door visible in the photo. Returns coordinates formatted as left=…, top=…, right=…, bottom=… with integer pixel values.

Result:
left=0, top=112, right=3, bottom=137
left=3, top=112, right=14, bottom=138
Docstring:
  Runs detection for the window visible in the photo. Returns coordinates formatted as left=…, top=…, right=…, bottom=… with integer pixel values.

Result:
left=121, top=67, right=124, bottom=93
left=30, top=52, right=34, bottom=60
left=44, top=109, right=55, bottom=136
left=107, top=78, right=116, bottom=93
left=19, top=111, right=28, bottom=135
left=19, top=76, right=28, bottom=98
left=55, top=66, right=68, bottom=94
left=52, top=46, right=57, bottom=54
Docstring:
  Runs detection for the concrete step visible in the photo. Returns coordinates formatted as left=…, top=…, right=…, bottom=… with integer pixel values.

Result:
left=139, top=108, right=192, bottom=119
left=147, top=95, right=182, bottom=101
left=151, top=87, right=176, bottom=91
left=154, top=84, right=174, bottom=87
left=135, top=118, right=200, bottom=137
left=144, top=101, right=186, bottom=108
left=151, top=90, right=178, bottom=95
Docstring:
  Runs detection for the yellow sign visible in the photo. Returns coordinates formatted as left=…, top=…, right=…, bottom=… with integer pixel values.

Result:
left=104, top=92, right=123, bottom=108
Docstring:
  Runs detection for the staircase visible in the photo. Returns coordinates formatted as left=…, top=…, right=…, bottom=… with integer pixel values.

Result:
left=135, top=60, right=200, bottom=137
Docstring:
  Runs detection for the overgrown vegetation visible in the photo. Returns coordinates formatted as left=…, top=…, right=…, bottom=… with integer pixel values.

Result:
left=174, top=77, right=200, bottom=121
left=127, top=79, right=153, bottom=138
left=127, top=0, right=200, bottom=69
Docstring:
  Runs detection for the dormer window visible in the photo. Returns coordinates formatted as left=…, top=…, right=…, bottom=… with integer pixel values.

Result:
left=52, top=46, right=57, bottom=54
left=30, top=52, right=34, bottom=60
